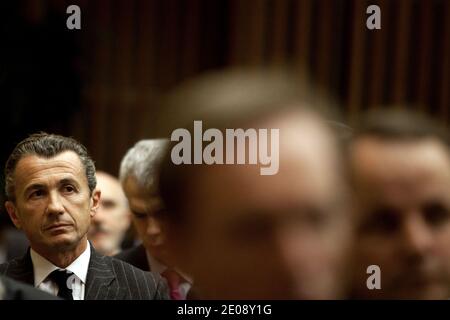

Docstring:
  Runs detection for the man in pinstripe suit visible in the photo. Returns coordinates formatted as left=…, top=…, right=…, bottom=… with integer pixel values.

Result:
left=0, top=133, right=170, bottom=300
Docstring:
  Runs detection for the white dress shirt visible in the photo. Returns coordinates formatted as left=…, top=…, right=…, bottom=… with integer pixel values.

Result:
left=30, top=243, right=91, bottom=300
left=146, top=251, right=193, bottom=299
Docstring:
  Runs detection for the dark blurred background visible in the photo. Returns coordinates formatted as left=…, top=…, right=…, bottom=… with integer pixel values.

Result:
left=0, top=0, right=449, bottom=224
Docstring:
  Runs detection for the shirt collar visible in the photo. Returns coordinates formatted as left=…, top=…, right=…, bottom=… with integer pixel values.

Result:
left=30, top=243, right=91, bottom=287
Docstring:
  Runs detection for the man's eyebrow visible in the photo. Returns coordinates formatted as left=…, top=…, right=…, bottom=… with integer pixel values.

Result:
left=58, top=178, right=80, bottom=186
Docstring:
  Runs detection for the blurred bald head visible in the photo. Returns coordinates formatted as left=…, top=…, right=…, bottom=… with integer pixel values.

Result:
left=88, top=171, right=130, bottom=256
left=159, top=68, right=353, bottom=299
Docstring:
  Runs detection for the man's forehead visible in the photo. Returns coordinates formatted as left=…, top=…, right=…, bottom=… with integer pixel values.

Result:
left=352, top=138, right=450, bottom=179
left=97, top=174, right=124, bottom=196
left=14, top=151, right=85, bottom=184
left=129, top=194, right=161, bottom=210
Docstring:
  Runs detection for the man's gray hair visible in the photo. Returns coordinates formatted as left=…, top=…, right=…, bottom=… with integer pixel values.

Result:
left=119, top=139, right=169, bottom=192
left=4, top=132, right=96, bottom=201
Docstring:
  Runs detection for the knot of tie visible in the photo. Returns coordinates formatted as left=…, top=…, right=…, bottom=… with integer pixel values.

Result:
left=47, top=270, right=74, bottom=300
left=162, top=269, right=184, bottom=300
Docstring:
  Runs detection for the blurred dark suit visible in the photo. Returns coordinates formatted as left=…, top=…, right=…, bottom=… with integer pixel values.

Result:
left=0, top=227, right=29, bottom=264
left=114, top=244, right=149, bottom=271
left=0, top=275, right=58, bottom=300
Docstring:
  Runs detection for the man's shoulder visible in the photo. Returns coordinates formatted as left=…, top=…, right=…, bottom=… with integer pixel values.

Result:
left=106, top=254, right=158, bottom=281
left=114, top=244, right=149, bottom=271
left=88, top=251, right=170, bottom=300
left=114, top=244, right=144, bottom=260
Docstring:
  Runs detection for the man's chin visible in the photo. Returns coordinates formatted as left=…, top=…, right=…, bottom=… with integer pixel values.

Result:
left=46, top=235, right=80, bottom=251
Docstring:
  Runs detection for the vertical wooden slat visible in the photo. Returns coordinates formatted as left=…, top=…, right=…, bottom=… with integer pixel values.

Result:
left=228, top=0, right=266, bottom=66
left=109, top=0, right=135, bottom=174
left=415, top=1, right=433, bottom=111
left=135, top=0, right=155, bottom=92
left=65, top=0, right=447, bottom=172
left=269, top=0, right=288, bottom=65
left=180, top=0, right=201, bottom=79
left=227, top=0, right=243, bottom=65
left=391, top=0, right=412, bottom=105
left=293, top=0, right=312, bottom=71
left=71, top=0, right=89, bottom=142
left=347, top=0, right=367, bottom=123
left=158, top=0, right=179, bottom=87
left=367, top=0, right=388, bottom=108
left=135, top=0, right=158, bottom=139
left=316, top=0, right=334, bottom=90
left=247, top=0, right=267, bottom=66
left=439, top=1, right=450, bottom=123
left=86, top=0, right=113, bottom=170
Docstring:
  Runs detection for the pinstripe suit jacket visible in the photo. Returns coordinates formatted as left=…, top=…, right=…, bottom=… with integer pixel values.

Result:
left=0, top=246, right=170, bottom=300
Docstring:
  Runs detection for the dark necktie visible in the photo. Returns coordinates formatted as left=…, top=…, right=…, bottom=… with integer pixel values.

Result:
left=47, top=270, right=74, bottom=300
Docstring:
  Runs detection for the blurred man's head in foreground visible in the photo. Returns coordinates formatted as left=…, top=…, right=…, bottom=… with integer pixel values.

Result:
left=349, top=109, right=450, bottom=299
left=88, top=171, right=130, bottom=256
left=158, top=68, right=353, bottom=299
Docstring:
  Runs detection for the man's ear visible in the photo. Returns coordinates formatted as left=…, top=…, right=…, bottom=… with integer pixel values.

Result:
left=5, top=201, right=22, bottom=229
left=90, top=189, right=101, bottom=218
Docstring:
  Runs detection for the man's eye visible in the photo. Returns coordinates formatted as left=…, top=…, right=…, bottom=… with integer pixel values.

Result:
left=30, top=190, right=45, bottom=199
left=132, top=211, right=147, bottom=219
left=423, top=202, right=450, bottom=227
left=63, top=185, right=76, bottom=193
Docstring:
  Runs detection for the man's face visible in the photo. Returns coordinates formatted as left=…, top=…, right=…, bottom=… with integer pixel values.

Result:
left=350, top=137, right=450, bottom=299
left=178, top=112, right=352, bottom=299
left=5, top=151, right=100, bottom=256
left=122, top=176, right=167, bottom=261
left=88, top=172, right=130, bottom=255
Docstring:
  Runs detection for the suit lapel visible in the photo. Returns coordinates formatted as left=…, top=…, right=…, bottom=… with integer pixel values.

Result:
left=84, top=247, right=120, bottom=300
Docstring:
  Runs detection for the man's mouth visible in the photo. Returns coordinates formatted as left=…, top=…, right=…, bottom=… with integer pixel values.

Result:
left=44, top=223, right=73, bottom=231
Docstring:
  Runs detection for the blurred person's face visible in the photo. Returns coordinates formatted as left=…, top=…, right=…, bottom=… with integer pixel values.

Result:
left=122, top=176, right=168, bottom=262
left=174, top=111, right=352, bottom=299
left=88, top=172, right=130, bottom=256
left=350, top=137, right=450, bottom=299
left=5, top=151, right=100, bottom=258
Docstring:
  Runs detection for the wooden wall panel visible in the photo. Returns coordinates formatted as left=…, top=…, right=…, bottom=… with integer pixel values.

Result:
left=23, top=0, right=443, bottom=173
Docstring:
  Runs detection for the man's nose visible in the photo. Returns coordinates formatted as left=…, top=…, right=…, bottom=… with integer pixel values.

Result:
left=258, top=227, right=300, bottom=297
left=46, top=191, right=65, bottom=215
left=146, top=216, right=162, bottom=236
left=401, top=212, right=434, bottom=257
left=275, top=225, right=309, bottom=270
